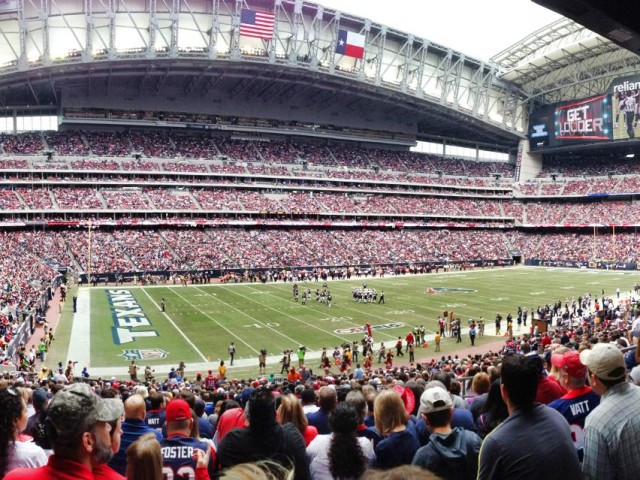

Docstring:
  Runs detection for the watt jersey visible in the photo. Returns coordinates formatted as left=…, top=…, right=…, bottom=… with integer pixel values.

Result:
left=548, top=386, right=600, bottom=451
left=145, top=409, right=166, bottom=432
left=160, top=434, right=216, bottom=480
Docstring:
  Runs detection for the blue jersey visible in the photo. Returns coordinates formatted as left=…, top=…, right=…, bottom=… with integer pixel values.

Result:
left=548, top=386, right=600, bottom=451
left=160, top=434, right=215, bottom=479
left=145, top=409, right=166, bottom=432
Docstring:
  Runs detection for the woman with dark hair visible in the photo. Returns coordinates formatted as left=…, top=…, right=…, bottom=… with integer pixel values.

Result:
left=0, top=387, right=48, bottom=477
left=476, top=379, right=509, bottom=438
left=306, top=403, right=375, bottom=479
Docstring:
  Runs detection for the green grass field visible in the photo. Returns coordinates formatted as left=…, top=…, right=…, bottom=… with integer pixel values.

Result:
left=55, top=267, right=640, bottom=378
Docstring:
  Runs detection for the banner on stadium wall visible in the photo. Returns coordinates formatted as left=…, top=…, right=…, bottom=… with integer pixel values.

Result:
left=525, top=259, right=638, bottom=270
left=515, top=143, right=523, bottom=182
left=554, top=94, right=612, bottom=142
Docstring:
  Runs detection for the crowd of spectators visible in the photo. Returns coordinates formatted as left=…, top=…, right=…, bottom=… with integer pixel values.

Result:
left=102, top=190, right=151, bottom=210
left=0, top=133, right=44, bottom=155
left=517, top=176, right=640, bottom=197
left=172, top=134, right=220, bottom=159
left=52, top=188, right=105, bottom=209
left=0, top=190, right=24, bottom=210
left=131, top=132, right=177, bottom=158
left=83, top=131, right=132, bottom=157
left=521, top=200, right=640, bottom=225
left=16, top=188, right=53, bottom=210
left=0, top=228, right=512, bottom=276
left=0, top=231, right=59, bottom=366
left=43, top=131, right=89, bottom=156
left=541, top=157, right=640, bottom=177
left=3, top=225, right=640, bottom=281
left=0, top=130, right=516, bottom=180
left=509, top=231, right=640, bottom=263
left=2, top=284, right=640, bottom=479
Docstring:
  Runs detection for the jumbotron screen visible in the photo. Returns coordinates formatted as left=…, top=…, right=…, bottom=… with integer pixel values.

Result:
left=529, top=94, right=612, bottom=150
left=529, top=72, right=640, bottom=150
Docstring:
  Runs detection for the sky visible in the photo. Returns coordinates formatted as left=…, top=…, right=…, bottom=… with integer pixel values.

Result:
left=314, top=0, right=563, bottom=62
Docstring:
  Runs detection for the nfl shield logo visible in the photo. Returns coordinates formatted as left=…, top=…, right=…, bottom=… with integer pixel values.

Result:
left=121, top=349, right=168, bottom=361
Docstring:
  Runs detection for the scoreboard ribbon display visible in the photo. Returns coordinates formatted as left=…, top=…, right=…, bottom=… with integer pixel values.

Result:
left=554, top=94, right=611, bottom=142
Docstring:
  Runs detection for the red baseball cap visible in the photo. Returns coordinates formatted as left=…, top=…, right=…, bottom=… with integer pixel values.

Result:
left=166, top=399, right=192, bottom=422
left=551, top=351, right=587, bottom=378
left=392, top=385, right=416, bottom=414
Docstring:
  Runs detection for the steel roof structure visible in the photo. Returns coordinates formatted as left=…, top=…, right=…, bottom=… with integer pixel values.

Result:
left=0, top=0, right=530, bottom=151
left=493, top=18, right=640, bottom=107
left=0, top=1, right=635, bottom=151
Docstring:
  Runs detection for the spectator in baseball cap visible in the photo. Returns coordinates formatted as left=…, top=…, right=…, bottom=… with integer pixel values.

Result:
left=4, top=382, right=124, bottom=480
left=159, top=399, right=215, bottom=479
left=548, top=350, right=600, bottom=457
left=412, top=386, right=482, bottom=479
left=580, top=343, right=640, bottom=479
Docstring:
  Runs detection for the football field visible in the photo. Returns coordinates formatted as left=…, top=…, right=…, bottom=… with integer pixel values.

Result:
left=54, top=267, right=640, bottom=379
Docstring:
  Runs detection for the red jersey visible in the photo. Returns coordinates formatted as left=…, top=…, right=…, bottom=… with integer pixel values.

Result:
left=204, top=375, right=217, bottom=390
left=4, top=455, right=94, bottom=480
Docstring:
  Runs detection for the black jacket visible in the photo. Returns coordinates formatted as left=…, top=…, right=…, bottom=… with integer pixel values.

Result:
left=217, top=422, right=310, bottom=480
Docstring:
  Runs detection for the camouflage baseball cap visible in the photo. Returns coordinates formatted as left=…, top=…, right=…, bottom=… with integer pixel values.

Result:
left=47, top=382, right=123, bottom=440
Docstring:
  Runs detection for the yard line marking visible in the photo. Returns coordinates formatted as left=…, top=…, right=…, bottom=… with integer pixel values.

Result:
left=265, top=284, right=399, bottom=340
left=192, top=285, right=305, bottom=349
left=140, top=287, right=208, bottom=362
left=220, top=285, right=359, bottom=343
left=166, top=286, right=260, bottom=355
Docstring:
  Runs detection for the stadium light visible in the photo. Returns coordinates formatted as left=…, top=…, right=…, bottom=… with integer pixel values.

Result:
left=625, top=153, right=635, bottom=158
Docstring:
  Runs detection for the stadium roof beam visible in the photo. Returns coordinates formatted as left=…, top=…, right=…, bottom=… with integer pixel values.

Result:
left=0, top=0, right=529, bottom=147
left=495, top=18, right=640, bottom=105
left=492, top=18, right=588, bottom=72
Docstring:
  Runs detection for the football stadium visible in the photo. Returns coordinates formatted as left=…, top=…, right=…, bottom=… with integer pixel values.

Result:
left=2, top=0, right=640, bottom=478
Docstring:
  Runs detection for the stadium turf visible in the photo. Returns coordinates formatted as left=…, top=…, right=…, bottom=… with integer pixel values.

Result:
left=56, top=266, right=640, bottom=377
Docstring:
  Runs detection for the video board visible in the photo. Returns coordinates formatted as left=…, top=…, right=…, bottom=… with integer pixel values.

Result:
left=608, top=74, right=640, bottom=141
left=529, top=94, right=612, bottom=150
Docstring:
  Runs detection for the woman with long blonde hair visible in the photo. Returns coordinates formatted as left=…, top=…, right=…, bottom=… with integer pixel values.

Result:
left=373, top=389, right=419, bottom=469
left=276, top=394, right=317, bottom=446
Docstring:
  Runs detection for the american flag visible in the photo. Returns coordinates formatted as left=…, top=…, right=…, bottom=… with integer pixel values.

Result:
left=240, top=8, right=275, bottom=40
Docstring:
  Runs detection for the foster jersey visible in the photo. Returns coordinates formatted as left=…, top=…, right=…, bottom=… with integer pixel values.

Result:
left=160, top=433, right=216, bottom=480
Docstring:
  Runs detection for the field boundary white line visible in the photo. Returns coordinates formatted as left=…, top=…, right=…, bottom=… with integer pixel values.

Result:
left=68, top=288, right=91, bottom=366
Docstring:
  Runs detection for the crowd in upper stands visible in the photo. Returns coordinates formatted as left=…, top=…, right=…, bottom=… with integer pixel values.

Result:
left=0, top=130, right=514, bottom=179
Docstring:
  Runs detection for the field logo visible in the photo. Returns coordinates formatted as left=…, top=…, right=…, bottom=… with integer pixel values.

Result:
left=107, top=290, right=159, bottom=344
left=426, top=287, right=477, bottom=294
left=335, top=322, right=404, bottom=334
left=121, top=349, right=168, bottom=361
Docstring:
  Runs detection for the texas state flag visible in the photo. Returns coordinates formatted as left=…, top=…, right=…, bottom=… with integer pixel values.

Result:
left=335, top=29, right=365, bottom=59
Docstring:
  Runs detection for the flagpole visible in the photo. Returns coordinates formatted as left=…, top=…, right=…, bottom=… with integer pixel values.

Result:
left=87, top=221, right=92, bottom=286
left=612, top=225, right=616, bottom=260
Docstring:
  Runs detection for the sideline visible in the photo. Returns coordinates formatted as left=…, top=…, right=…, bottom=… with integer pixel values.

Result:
left=67, top=288, right=92, bottom=367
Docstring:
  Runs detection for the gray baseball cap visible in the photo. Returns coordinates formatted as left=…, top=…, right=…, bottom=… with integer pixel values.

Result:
left=47, top=383, right=123, bottom=440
